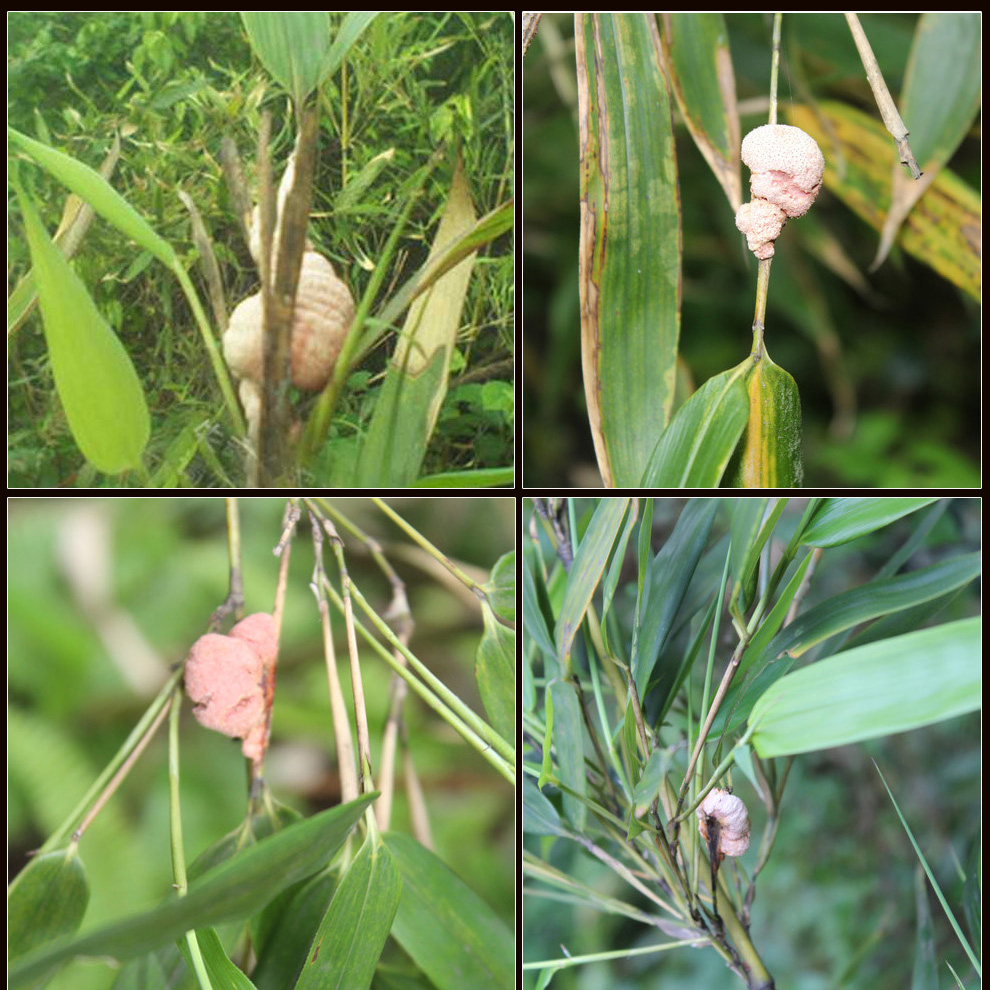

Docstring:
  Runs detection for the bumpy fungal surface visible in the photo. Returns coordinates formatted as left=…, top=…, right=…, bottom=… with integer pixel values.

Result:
left=742, top=124, right=824, bottom=217
left=184, top=613, right=277, bottom=761
left=735, top=124, right=824, bottom=259
left=223, top=251, right=355, bottom=393
left=697, top=787, right=751, bottom=858
left=734, top=199, right=786, bottom=261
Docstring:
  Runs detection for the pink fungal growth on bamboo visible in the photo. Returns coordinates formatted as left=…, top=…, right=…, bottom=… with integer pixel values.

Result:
left=184, top=613, right=278, bottom=762
left=734, top=199, right=786, bottom=261
left=734, top=123, right=824, bottom=259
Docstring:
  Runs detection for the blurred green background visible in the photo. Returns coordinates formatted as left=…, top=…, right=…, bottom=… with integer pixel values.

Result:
left=522, top=13, right=980, bottom=488
left=8, top=496, right=514, bottom=990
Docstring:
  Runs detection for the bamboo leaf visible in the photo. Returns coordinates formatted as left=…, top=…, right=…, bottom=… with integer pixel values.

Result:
left=660, top=13, right=741, bottom=210
left=728, top=346, right=803, bottom=488
left=749, top=617, right=979, bottom=758
left=9, top=127, right=178, bottom=269
left=321, top=12, right=380, bottom=80
left=476, top=602, right=515, bottom=742
left=293, top=830, right=401, bottom=990
left=241, top=12, right=331, bottom=108
left=8, top=131, right=121, bottom=336
left=8, top=847, right=89, bottom=961
left=355, top=158, right=478, bottom=486
left=9, top=795, right=376, bottom=989
left=874, top=12, right=981, bottom=269
left=801, top=496, right=940, bottom=547
left=576, top=13, right=681, bottom=487
left=385, top=831, right=513, bottom=990
left=639, top=363, right=749, bottom=488
left=13, top=181, right=149, bottom=475
left=555, top=497, right=630, bottom=663
left=788, top=101, right=980, bottom=301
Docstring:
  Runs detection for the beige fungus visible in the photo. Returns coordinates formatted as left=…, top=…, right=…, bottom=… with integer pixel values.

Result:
left=697, top=787, right=751, bottom=858
left=735, top=123, right=824, bottom=259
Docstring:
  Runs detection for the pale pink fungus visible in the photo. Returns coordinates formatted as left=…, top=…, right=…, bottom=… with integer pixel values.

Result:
left=734, top=199, right=787, bottom=260
left=184, top=613, right=277, bottom=760
left=741, top=124, right=824, bottom=218
left=736, top=124, right=824, bottom=259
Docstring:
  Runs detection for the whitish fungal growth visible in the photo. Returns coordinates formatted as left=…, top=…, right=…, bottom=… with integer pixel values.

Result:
left=223, top=250, right=355, bottom=439
left=735, top=123, right=824, bottom=259
left=697, top=787, right=751, bottom=858
left=735, top=199, right=786, bottom=261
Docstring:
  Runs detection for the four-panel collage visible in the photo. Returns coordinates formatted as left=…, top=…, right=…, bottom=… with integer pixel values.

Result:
left=3, top=11, right=985, bottom=989
left=7, top=496, right=982, bottom=990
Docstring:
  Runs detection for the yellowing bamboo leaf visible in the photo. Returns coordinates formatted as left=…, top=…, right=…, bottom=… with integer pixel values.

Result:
left=729, top=345, right=803, bottom=489
left=356, top=157, right=477, bottom=486
left=577, top=13, right=682, bottom=488
left=661, top=13, right=741, bottom=211
left=789, top=101, right=979, bottom=301
left=14, top=182, right=150, bottom=475
left=873, top=12, right=981, bottom=270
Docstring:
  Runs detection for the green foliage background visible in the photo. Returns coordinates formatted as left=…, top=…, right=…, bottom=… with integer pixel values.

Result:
left=8, top=496, right=514, bottom=990
left=523, top=13, right=980, bottom=488
left=8, top=12, right=514, bottom=486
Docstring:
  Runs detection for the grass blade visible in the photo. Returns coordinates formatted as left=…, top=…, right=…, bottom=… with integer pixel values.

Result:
left=874, top=762, right=981, bottom=978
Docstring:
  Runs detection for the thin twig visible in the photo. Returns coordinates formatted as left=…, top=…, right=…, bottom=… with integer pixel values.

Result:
left=307, top=506, right=359, bottom=805
left=844, top=13, right=922, bottom=178
left=210, top=497, right=244, bottom=630
left=522, top=12, right=542, bottom=57
left=72, top=694, right=173, bottom=842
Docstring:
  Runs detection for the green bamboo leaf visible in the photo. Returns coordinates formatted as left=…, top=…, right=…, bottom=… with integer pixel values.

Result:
left=639, top=363, right=749, bottom=487
left=321, top=12, right=380, bottom=80
left=576, top=13, right=681, bottom=487
left=749, top=617, right=979, bottom=758
left=476, top=602, right=515, bottom=742
left=385, top=831, right=513, bottom=990
left=9, top=127, right=178, bottom=269
left=8, top=131, right=121, bottom=336
left=549, top=679, right=587, bottom=831
left=182, top=928, right=259, bottom=990
left=632, top=498, right=718, bottom=700
left=249, top=869, right=339, bottom=989
left=660, top=13, right=741, bottom=210
left=801, top=497, right=940, bottom=547
left=522, top=778, right=564, bottom=837
left=721, top=551, right=980, bottom=736
left=14, top=181, right=150, bottom=474
left=8, top=847, right=89, bottom=961
left=484, top=550, right=516, bottom=624
left=9, top=794, right=376, bottom=989
left=555, top=497, right=630, bottom=662
left=788, top=101, right=979, bottom=301
left=241, top=12, right=331, bottom=108
left=874, top=12, right=981, bottom=268
left=294, top=830, right=401, bottom=990
left=356, top=158, right=478, bottom=486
